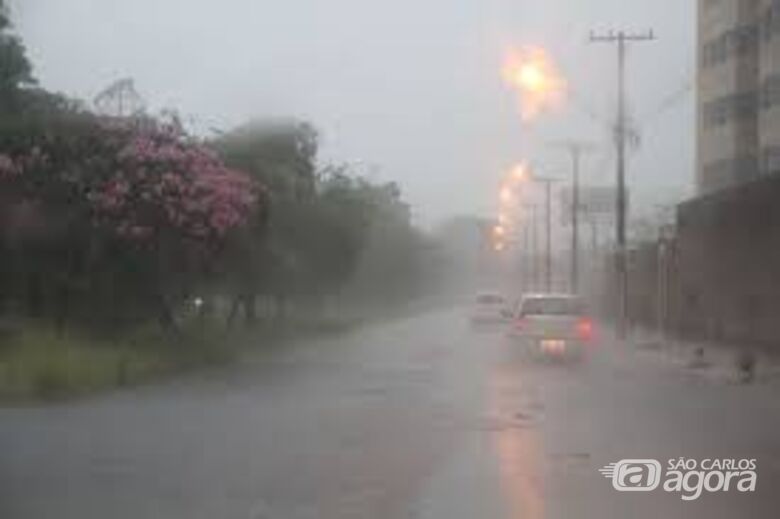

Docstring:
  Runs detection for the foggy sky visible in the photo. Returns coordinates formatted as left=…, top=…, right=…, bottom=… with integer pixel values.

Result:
left=13, top=0, right=694, bottom=227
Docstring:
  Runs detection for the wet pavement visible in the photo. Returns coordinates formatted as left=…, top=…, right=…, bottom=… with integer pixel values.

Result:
left=1, top=307, right=780, bottom=518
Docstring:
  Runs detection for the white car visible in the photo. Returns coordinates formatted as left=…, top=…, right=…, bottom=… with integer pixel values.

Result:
left=470, top=293, right=511, bottom=325
left=509, top=294, right=596, bottom=361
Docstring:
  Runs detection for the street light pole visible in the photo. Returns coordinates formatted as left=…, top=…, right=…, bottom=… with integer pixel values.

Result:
left=533, top=177, right=561, bottom=293
left=549, top=140, right=596, bottom=294
left=531, top=205, right=539, bottom=291
left=546, top=181, right=553, bottom=292
left=522, top=204, right=539, bottom=291
left=572, top=149, right=581, bottom=293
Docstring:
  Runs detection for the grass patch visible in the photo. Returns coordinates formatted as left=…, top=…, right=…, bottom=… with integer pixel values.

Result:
left=0, top=323, right=240, bottom=402
left=0, top=313, right=364, bottom=403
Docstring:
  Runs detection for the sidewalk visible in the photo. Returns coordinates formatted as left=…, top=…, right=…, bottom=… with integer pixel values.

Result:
left=625, top=326, right=780, bottom=385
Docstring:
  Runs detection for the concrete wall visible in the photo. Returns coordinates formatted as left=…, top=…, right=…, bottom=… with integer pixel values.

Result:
left=620, top=174, right=780, bottom=346
left=672, top=173, right=780, bottom=345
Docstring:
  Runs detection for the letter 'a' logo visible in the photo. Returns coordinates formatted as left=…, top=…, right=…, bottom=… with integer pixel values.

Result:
left=600, top=459, right=662, bottom=491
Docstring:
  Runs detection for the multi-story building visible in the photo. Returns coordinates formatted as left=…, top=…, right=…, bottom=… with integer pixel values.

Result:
left=758, top=0, right=780, bottom=176
left=697, top=0, right=761, bottom=194
left=697, top=0, right=780, bottom=193
left=678, top=0, right=780, bottom=345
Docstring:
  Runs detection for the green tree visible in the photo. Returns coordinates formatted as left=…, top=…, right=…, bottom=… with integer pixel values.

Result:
left=214, top=119, right=317, bottom=200
left=214, top=119, right=320, bottom=323
left=0, top=114, right=263, bottom=332
left=0, top=0, right=35, bottom=114
left=215, top=120, right=435, bottom=323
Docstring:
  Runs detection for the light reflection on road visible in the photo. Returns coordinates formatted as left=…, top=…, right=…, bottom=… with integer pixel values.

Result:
left=489, top=362, right=547, bottom=519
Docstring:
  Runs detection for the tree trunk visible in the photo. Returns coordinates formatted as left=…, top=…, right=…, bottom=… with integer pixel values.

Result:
left=243, top=294, right=257, bottom=326
left=226, top=296, right=240, bottom=329
left=156, top=293, right=178, bottom=332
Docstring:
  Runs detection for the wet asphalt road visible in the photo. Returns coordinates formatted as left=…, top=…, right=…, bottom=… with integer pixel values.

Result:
left=1, top=307, right=780, bottom=519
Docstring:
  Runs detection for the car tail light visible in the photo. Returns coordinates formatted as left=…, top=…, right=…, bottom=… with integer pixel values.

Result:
left=577, top=318, right=594, bottom=341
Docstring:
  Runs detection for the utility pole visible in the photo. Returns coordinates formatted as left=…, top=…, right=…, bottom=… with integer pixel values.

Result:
left=550, top=140, right=596, bottom=295
left=521, top=205, right=533, bottom=292
left=531, top=205, right=539, bottom=291
left=534, top=177, right=562, bottom=293
left=589, top=29, right=655, bottom=339
left=590, top=216, right=599, bottom=257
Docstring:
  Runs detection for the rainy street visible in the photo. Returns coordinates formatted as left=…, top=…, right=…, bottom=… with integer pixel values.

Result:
left=4, top=0, right=780, bottom=517
left=2, top=307, right=779, bottom=519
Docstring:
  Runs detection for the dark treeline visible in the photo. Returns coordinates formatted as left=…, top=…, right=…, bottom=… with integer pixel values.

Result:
left=0, top=1, right=438, bottom=337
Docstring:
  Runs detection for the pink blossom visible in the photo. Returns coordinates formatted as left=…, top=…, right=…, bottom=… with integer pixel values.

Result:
left=0, top=154, right=18, bottom=178
left=90, top=126, right=261, bottom=245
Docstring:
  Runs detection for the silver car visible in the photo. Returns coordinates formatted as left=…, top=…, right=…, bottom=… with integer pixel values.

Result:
left=509, top=294, right=596, bottom=361
left=470, top=292, right=512, bottom=326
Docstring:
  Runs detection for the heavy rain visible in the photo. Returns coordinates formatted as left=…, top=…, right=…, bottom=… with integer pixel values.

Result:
left=1, top=1, right=778, bottom=518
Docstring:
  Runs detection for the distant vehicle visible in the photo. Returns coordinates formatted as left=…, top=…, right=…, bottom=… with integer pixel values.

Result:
left=470, top=292, right=512, bottom=325
left=509, top=294, right=595, bottom=361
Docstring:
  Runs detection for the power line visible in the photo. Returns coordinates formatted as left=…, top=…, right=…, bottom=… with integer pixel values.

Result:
left=637, top=77, right=694, bottom=129
left=567, top=88, right=612, bottom=127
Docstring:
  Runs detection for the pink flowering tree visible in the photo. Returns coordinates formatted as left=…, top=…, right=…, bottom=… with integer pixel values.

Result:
left=0, top=114, right=266, bottom=329
left=91, top=123, right=262, bottom=246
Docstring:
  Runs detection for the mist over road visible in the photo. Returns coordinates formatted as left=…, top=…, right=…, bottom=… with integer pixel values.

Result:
left=1, top=308, right=779, bottom=519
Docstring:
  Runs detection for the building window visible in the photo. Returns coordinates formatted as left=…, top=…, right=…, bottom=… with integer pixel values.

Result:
left=763, top=1, right=780, bottom=41
left=703, top=0, right=720, bottom=10
left=761, top=74, right=780, bottom=110
left=702, top=91, right=758, bottom=128
left=761, top=146, right=780, bottom=175
left=702, top=24, right=758, bottom=68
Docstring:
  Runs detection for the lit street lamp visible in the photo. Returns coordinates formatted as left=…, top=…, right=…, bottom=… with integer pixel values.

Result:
left=511, top=164, right=529, bottom=183
left=501, top=46, right=567, bottom=121
left=500, top=186, right=515, bottom=206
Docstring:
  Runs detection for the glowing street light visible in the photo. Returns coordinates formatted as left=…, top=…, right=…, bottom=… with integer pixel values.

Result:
left=517, top=64, right=547, bottom=93
left=510, top=164, right=529, bottom=183
left=500, top=186, right=514, bottom=205
left=501, top=46, right=567, bottom=121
